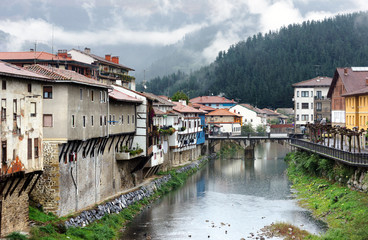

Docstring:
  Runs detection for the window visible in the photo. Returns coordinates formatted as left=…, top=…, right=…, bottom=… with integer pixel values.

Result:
left=121, top=114, right=124, bottom=124
left=91, top=90, right=94, bottom=101
left=104, top=116, right=107, bottom=125
left=104, top=92, right=107, bottom=103
left=2, top=80, right=6, bottom=90
left=71, top=115, right=75, bottom=127
left=43, top=86, right=53, bottom=99
left=30, top=102, right=36, bottom=117
left=296, top=114, right=299, bottom=121
left=302, top=103, right=309, bottom=109
left=297, top=103, right=299, bottom=109
left=28, top=138, right=32, bottom=159
left=91, top=115, right=94, bottom=126
left=100, top=91, right=103, bottom=102
left=301, top=91, right=309, bottom=97
left=301, top=114, right=309, bottom=121
left=311, top=103, right=313, bottom=109
left=109, top=115, right=112, bottom=125
left=128, top=115, right=130, bottom=124
left=311, top=91, right=313, bottom=97
left=1, top=99, right=6, bottom=121
left=100, top=115, right=103, bottom=126
left=34, top=138, right=39, bottom=158
left=80, top=89, right=83, bottom=100
left=28, top=83, right=32, bottom=93
left=1, top=141, right=6, bottom=165
left=113, top=115, right=115, bottom=125
left=311, top=114, right=313, bottom=121
left=13, top=99, right=17, bottom=120
left=316, top=102, right=322, bottom=111
left=297, top=91, right=299, bottom=97
left=132, top=115, right=134, bottom=124
left=316, top=91, right=322, bottom=99
left=83, top=116, right=86, bottom=127
left=43, top=114, right=53, bottom=127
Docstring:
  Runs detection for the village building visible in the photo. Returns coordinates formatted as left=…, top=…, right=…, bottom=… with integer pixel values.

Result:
left=342, top=86, right=368, bottom=130
left=0, top=50, right=96, bottom=79
left=169, top=101, right=203, bottom=164
left=293, top=76, right=332, bottom=132
left=328, top=68, right=368, bottom=127
left=206, top=108, right=242, bottom=135
left=68, top=48, right=135, bottom=89
left=0, top=61, right=50, bottom=236
left=111, top=86, right=156, bottom=181
left=229, top=104, right=266, bottom=128
left=190, top=96, right=237, bottom=109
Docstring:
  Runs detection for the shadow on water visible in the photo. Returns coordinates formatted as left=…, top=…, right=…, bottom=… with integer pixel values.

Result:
left=120, top=142, right=326, bottom=240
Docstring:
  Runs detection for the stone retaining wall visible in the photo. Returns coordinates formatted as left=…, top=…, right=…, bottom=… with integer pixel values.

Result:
left=64, top=154, right=216, bottom=228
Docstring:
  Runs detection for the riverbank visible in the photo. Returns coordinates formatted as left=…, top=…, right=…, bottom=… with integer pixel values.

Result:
left=283, top=151, right=368, bottom=240
left=9, top=154, right=215, bottom=240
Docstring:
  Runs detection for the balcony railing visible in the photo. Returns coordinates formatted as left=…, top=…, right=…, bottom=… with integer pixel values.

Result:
left=290, top=138, right=368, bottom=167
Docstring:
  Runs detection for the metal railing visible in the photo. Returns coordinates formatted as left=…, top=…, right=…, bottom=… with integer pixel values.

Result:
left=290, top=138, right=368, bottom=167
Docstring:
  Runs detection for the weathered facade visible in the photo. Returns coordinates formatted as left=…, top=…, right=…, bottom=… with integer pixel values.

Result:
left=0, top=61, right=48, bottom=236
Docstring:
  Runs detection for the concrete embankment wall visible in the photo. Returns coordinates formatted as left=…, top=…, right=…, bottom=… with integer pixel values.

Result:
left=64, top=154, right=215, bottom=228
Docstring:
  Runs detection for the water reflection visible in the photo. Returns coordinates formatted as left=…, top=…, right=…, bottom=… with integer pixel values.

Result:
left=121, top=142, right=325, bottom=240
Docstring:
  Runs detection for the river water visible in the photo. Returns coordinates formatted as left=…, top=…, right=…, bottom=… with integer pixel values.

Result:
left=121, top=142, right=325, bottom=240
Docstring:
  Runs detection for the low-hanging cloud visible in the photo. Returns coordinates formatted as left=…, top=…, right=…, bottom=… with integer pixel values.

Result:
left=0, top=0, right=367, bottom=66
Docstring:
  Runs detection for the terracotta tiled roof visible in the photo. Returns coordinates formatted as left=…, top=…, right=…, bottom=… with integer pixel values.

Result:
left=109, top=89, right=142, bottom=103
left=0, top=61, right=51, bottom=81
left=191, top=103, right=215, bottom=112
left=153, top=107, right=166, bottom=115
left=0, top=51, right=72, bottom=61
left=70, top=49, right=134, bottom=71
left=261, top=108, right=280, bottom=116
left=140, top=92, right=174, bottom=106
left=292, top=76, right=332, bottom=87
left=24, top=64, right=108, bottom=88
left=173, top=102, right=202, bottom=114
left=190, top=96, right=237, bottom=104
left=206, top=108, right=242, bottom=117
left=238, top=104, right=265, bottom=114
left=328, top=67, right=368, bottom=98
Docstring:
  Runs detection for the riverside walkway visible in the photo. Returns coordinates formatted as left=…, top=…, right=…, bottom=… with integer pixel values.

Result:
left=290, top=138, right=368, bottom=167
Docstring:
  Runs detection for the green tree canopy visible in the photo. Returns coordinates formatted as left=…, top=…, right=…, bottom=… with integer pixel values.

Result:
left=171, top=91, right=189, bottom=103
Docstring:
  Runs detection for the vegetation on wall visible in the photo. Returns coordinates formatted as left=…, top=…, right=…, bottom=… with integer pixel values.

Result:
left=285, top=151, right=368, bottom=240
left=138, top=12, right=368, bottom=108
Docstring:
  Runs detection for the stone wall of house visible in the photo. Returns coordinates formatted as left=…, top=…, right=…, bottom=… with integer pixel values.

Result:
left=1, top=178, right=29, bottom=237
left=30, top=141, right=60, bottom=214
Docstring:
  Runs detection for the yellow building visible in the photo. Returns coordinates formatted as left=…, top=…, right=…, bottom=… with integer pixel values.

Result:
left=343, top=87, right=368, bottom=130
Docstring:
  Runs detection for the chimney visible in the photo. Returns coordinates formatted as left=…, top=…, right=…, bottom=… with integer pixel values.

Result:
left=57, top=49, right=68, bottom=58
left=84, top=47, right=91, bottom=54
left=344, top=68, right=348, bottom=76
left=105, top=54, right=111, bottom=61
left=179, top=99, right=187, bottom=106
left=112, top=56, right=119, bottom=64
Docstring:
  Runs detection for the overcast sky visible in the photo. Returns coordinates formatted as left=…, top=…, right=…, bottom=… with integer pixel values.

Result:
left=0, top=0, right=367, bottom=77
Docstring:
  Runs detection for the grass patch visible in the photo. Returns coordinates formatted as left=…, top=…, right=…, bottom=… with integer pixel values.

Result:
left=261, top=222, right=310, bottom=240
left=285, top=151, right=368, bottom=240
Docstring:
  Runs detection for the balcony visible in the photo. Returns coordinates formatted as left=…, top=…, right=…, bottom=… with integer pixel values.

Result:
left=314, top=96, right=326, bottom=100
left=116, top=147, right=144, bottom=161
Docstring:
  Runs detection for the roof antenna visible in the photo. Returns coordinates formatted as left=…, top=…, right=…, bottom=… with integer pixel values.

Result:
left=34, top=41, right=37, bottom=64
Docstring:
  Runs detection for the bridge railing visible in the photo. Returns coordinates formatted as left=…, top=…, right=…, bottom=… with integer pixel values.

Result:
left=290, top=138, right=368, bottom=167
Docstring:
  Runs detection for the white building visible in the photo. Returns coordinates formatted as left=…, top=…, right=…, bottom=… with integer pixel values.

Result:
left=229, top=104, right=266, bottom=128
left=292, top=76, right=332, bottom=132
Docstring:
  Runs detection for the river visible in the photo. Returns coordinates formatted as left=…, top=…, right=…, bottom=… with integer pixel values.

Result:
left=120, top=142, right=326, bottom=240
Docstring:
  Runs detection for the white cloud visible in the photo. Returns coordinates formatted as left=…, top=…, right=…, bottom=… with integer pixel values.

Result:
left=0, top=18, right=206, bottom=51
left=202, top=31, right=241, bottom=62
left=259, top=1, right=303, bottom=32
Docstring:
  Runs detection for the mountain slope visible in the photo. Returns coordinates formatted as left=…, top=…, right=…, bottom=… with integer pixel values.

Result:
left=139, top=12, right=368, bottom=108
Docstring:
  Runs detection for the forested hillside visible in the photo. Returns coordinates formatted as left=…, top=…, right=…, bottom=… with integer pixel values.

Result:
left=137, top=12, right=368, bottom=108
